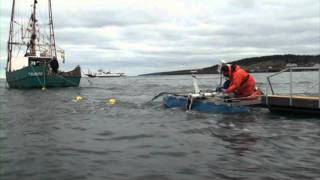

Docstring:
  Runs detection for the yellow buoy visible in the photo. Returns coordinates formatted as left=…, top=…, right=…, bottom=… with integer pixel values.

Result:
left=108, top=98, right=117, bottom=105
left=42, top=87, right=47, bottom=91
left=75, top=95, right=84, bottom=101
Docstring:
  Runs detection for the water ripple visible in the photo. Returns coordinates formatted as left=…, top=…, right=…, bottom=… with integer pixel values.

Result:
left=110, top=134, right=154, bottom=141
left=1, top=76, right=319, bottom=180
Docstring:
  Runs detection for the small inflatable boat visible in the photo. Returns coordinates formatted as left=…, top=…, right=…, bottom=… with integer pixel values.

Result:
left=163, top=94, right=262, bottom=113
left=158, top=73, right=263, bottom=113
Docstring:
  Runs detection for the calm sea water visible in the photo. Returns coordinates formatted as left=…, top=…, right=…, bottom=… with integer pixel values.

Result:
left=0, top=73, right=319, bottom=180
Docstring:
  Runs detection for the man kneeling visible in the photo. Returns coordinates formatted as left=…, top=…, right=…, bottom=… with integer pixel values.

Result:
left=218, top=64, right=263, bottom=99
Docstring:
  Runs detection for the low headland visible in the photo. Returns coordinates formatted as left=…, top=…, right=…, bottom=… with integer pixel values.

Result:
left=140, top=54, right=320, bottom=76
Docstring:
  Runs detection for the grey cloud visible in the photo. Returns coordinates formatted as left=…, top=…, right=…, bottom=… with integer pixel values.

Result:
left=56, top=30, right=103, bottom=44
left=228, top=0, right=256, bottom=9
left=54, top=9, right=161, bottom=29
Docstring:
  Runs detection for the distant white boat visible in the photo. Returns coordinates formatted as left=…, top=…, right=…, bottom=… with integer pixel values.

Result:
left=85, top=69, right=126, bottom=78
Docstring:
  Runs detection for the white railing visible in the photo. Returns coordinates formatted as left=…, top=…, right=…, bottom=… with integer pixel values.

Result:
left=266, top=64, right=320, bottom=108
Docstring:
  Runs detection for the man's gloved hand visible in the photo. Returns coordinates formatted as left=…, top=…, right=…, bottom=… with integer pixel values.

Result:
left=216, top=87, right=227, bottom=93
left=215, top=87, right=223, bottom=92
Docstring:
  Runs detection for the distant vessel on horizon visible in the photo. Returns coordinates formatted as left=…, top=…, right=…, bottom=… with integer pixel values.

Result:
left=85, top=69, right=126, bottom=78
left=5, top=0, right=81, bottom=89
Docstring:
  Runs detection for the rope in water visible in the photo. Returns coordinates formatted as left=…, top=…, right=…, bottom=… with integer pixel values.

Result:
left=30, top=65, right=45, bottom=87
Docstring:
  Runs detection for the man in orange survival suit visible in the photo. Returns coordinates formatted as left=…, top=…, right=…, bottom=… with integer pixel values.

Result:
left=219, top=64, right=262, bottom=98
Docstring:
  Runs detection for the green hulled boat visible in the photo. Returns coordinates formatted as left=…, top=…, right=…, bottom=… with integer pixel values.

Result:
left=6, top=0, right=81, bottom=89
left=6, top=61, right=81, bottom=89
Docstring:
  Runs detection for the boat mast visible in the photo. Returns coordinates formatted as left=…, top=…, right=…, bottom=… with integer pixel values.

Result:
left=48, top=0, right=57, bottom=57
left=29, top=0, right=37, bottom=56
left=6, top=0, right=16, bottom=72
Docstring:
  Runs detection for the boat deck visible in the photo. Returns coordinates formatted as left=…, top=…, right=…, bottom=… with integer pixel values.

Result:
left=262, top=95, right=320, bottom=115
left=263, top=65, right=320, bottom=116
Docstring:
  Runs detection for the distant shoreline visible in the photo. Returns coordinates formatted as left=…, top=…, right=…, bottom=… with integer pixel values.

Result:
left=140, top=54, right=320, bottom=76
left=139, top=69, right=319, bottom=76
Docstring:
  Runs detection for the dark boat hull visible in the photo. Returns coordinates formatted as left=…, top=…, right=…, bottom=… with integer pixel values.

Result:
left=163, top=95, right=251, bottom=113
left=6, top=65, right=81, bottom=89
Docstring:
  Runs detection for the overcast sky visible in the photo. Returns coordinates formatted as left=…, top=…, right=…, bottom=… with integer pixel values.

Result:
left=0, top=0, right=319, bottom=77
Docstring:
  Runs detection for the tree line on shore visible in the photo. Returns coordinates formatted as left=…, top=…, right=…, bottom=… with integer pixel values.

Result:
left=141, top=54, right=320, bottom=75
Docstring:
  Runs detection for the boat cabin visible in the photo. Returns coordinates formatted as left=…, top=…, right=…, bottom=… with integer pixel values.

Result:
left=28, top=56, right=52, bottom=67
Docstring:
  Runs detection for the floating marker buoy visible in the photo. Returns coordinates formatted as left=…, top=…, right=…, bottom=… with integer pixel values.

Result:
left=108, top=98, right=117, bottom=105
left=75, top=95, right=84, bottom=102
left=42, top=87, right=47, bottom=91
